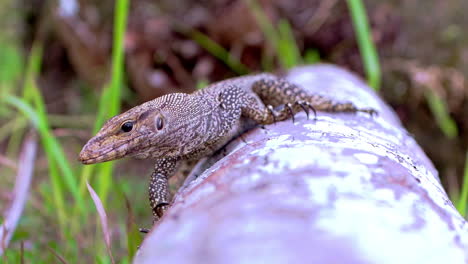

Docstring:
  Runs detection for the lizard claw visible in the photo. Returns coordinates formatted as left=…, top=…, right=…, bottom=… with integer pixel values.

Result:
left=297, top=101, right=309, bottom=119
left=297, top=101, right=317, bottom=120
left=142, top=203, right=170, bottom=235
left=155, top=202, right=170, bottom=218
left=285, top=103, right=295, bottom=123
left=139, top=228, right=150, bottom=234
left=359, top=108, right=378, bottom=117
left=267, top=105, right=276, bottom=124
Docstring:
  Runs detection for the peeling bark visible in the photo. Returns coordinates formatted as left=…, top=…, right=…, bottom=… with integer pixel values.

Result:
left=134, top=65, right=468, bottom=264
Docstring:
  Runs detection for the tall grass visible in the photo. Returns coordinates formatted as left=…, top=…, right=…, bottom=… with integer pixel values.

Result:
left=0, top=38, right=27, bottom=168
left=3, top=44, right=84, bottom=233
left=456, top=152, right=468, bottom=217
left=191, top=1, right=320, bottom=73
left=189, top=30, right=250, bottom=75
left=246, top=0, right=303, bottom=70
left=424, top=90, right=458, bottom=139
left=346, top=0, right=381, bottom=90
left=77, top=0, right=129, bottom=203
left=75, top=0, right=130, bottom=261
left=2, top=0, right=131, bottom=261
left=0, top=39, right=23, bottom=95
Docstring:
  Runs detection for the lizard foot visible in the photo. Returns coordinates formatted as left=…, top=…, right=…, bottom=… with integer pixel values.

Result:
left=261, top=102, right=317, bottom=125
left=153, top=202, right=170, bottom=220
left=138, top=202, right=170, bottom=234
left=277, top=101, right=318, bottom=123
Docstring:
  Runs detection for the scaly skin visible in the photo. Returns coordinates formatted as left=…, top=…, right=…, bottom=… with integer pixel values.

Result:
left=79, top=73, right=376, bottom=222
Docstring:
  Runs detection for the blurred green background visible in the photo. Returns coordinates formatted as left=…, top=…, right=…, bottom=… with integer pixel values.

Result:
left=1, top=0, right=467, bottom=262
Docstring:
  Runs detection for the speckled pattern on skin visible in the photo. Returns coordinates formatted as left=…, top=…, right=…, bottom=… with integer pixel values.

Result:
left=79, top=73, right=376, bottom=222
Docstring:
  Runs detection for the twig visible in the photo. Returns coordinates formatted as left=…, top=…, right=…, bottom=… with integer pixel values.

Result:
left=0, top=155, right=17, bottom=170
left=86, top=182, right=115, bottom=264
left=0, top=132, right=37, bottom=256
left=305, top=0, right=339, bottom=35
left=47, top=245, right=69, bottom=264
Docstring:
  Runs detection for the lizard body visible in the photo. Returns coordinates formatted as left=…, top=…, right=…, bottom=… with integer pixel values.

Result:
left=79, top=73, right=376, bottom=221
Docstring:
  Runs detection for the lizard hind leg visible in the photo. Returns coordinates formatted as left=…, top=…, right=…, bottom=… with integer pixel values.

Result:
left=252, top=77, right=377, bottom=117
left=245, top=78, right=319, bottom=123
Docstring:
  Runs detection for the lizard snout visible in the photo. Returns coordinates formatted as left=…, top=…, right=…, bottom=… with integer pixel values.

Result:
left=78, top=145, right=95, bottom=164
left=79, top=137, right=128, bottom=164
left=78, top=140, right=107, bottom=164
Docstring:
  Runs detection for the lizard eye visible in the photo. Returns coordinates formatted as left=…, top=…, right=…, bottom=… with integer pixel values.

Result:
left=156, top=116, right=164, bottom=130
left=121, top=121, right=134, bottom=132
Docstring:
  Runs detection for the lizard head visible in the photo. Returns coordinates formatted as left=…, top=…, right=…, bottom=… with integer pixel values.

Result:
left=79, top=93, right=192, bottom=164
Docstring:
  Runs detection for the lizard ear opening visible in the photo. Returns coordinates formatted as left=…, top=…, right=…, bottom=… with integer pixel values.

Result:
left=156, top=116, right=164, bottom=130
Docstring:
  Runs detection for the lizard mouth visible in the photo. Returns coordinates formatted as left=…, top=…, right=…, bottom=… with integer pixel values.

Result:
left=79, top=155, right=104, bottom=165
left=79, top=144, right=125, bottom=164
left=79, top=135, right=144, bottom=164
left=79, top=152, right=112, bottom=164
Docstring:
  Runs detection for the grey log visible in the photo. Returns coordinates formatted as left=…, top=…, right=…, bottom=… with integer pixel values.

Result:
left=133, top=65, right=468, bottom=264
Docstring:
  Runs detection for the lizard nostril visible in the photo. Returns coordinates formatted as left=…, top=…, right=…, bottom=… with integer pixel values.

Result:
left=78, top=154, right=86, bottom=163
left=78, top=148, right=89, bottom=162
left=79, top=142, right=95, bottom=163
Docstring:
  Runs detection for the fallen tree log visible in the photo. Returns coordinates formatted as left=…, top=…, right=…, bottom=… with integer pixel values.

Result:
left=134, top=64, right=468, bottom=264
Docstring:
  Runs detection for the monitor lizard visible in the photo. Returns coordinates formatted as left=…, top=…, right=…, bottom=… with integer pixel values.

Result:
left=79, top=73, right=377, bottom=223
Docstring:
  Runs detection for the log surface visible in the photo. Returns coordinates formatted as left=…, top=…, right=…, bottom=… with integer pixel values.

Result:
left=134, top=65, right=468, bottom=264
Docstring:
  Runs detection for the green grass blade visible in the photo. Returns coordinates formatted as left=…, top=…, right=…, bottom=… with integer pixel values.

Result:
left=90, top=0, right=129, bottom=134
left=108, top=0, right=129, bottom=119
left=190, top=30, right=249, bottom=75
left=246, top=0, right=303, bottom=69
left=456, top=152, right=468, bottom=217
left=3, top=96, right=80, bottom=197
left=4, top=120, right=25, bottom=158
left=277, top=19, right=302, bottom=69
left=76, top=0, right=130, bottom=216
left=346, top=0, right=381, bottom=90
left=0, top=117, right=27, bottom=142
left=95, top=0, right=130, bottom=203
left=260, top=48, right=274, bottom=72
left=22, top=44, right=43, bottom=101
left=4, top=43, right=43, bottom=159
left=93, top=85, right=114, bottom=133
left=120, top=187, right=141, bottom=260
left=304, top=49, right=321, bottom=64
left=0, top=39, right=24, bottom=94
left=96, top=163, right=114, bottom=204
left=245, top=0, right=279, bottom=49
left=23, top=44, right=84, bottom=211
left=196, top=79, right=209, bottom=90
left=47, top=159, right=68, bottom=232
left=424, top=90, right=458, bottom=139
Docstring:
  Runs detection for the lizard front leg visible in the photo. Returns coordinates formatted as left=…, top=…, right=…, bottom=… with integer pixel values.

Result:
left=149, top=157, right=179, bottom=222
